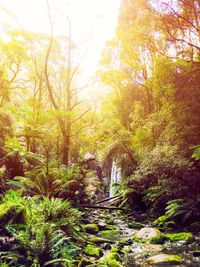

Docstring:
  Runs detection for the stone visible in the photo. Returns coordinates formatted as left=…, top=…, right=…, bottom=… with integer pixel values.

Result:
left=193, top=251, right=200, bottom=257
left=165, top=232, right=193, bottom=243
left=134, top=227, right=163, bottom=244
left=84, top=224, right=99, bottom=234
left=128, top=221, right=144, bottom=229
left=103, top=243, right=112, bottom=250
left=146, top=254, right=183, bottom=265
left=84, top=244, right=103, bottom=257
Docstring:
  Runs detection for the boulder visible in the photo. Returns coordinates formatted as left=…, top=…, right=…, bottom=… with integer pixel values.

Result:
left=146, top=254, right=183, bottom=265
left=134, top=227, right=163, bottom=244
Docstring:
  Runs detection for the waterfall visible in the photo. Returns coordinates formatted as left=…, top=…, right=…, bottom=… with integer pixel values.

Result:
left=109, top=160, right=122, bottom=197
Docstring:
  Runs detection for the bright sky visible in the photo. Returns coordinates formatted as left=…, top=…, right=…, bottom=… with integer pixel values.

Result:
left=0, top=0, right=121, bottom=101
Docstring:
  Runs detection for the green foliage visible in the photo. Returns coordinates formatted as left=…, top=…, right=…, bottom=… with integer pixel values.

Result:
left=8, top=164, right=86, bottom=202
left=192, top=145, right=200, bottom=160
left=0, top=190, right=82, bottom=266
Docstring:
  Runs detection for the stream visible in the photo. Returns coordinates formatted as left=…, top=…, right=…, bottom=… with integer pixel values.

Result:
left=81, top=209, right=200, bottom=267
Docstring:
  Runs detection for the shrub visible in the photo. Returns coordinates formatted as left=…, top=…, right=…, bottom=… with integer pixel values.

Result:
left=0, top=190, right=82, bottom=266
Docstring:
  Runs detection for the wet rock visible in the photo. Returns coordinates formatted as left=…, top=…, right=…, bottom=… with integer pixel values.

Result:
left=165, top=232, right=193, bottom=243
left=146, top=254, right=183, bottom=265
left=192, top=250, right=200, bottom=257
left=83, top=224, right=99, bottom=234
left=103, top=243, right=112, bottom=250
left=84, top=243, right=103, bottom=257
left=134, top=227, right=164, bottom=244
left=128, top=221, right=144, bottom=229
left=188, top=222, right=200, bottom=232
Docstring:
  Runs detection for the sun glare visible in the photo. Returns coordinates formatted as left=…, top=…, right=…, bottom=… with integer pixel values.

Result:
left=0, top=0, right=120, bottom=80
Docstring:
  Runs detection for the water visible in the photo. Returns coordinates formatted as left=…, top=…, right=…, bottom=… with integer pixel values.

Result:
left=109, top=160, right=122, bottom=197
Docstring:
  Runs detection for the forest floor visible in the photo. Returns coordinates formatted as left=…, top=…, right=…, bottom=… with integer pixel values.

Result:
left=77, top=209, right=200, bottom=267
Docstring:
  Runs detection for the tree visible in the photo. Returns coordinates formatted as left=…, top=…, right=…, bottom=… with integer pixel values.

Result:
left=44, top=2, right=94, bottom=165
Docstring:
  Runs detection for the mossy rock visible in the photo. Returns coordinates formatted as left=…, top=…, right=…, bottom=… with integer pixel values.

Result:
left=118, top=239, right=130, bottom=245
left=133, top=228, right=164, bottom=244
left=84, top=243, right=103, bottom=257
left=78, top=257, right=93, bottom=267
left=165, top=232, right=193, bottom=243
left=101, top=230, right=123, bottom=240
left=121, top=246, right=132, bottom=254
left=146, top=254, right=183, bottom=265
left=90, top=237, right=114, bottom=244
left=128, top=221, right=144, bottom=229
left=98, top=252, right=122, bottom=267
left=83, top=224, right=99, bottom=234
left=106, top=218, right=114, bottom=224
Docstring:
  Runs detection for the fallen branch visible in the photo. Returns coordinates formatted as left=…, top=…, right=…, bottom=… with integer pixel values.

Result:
left=96, top=195, right=122, bottom=204
left=82, top=205, right=124, bottom=211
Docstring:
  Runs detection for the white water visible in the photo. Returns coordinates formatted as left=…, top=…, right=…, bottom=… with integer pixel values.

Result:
left=109, top=160, right=122, bottom=197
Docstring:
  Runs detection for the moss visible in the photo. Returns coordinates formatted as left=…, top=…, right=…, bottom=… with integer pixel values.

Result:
left=121, top=246, right=132, bottom=254
left=128, top=222, right=144, bottom=229
left=78, top=257, right=93, bottom=267
left=84, top=244, right=103, bottom=257
left=110, top=247, right=122, bottom=254
left=83, top=224, right=99, bottom=234
left=90, top=237, right=114, bottom=244
left=98, top=252, right=122, bottom=267
left=106, top=218, right=114, bottom=224
left=118, top=239, right=130, bottom=245
left=165, top=232, right=193, bottom=243
left=101, top=230, right=122, bottom=240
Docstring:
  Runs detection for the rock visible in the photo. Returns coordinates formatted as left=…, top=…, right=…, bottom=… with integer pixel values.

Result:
left=98, top=252, right=123, bottom=267
left=98, top=222, right=108, bottom=230
left=146, top=254, right=183, bottom=265
left=90, top=237, right=114, bottom=244
left=84, top=244, right=103, bottom=257
left=78, top=257, right=93, bottom=267
left=103, top=243, right=112, bottom=250
left=121, top=246, right=132, bottom=254
left=118, top=239, right=130, bottom=246
left=128, top=221, right=144, bottom=229
left=83, top=224, right=99, bottom=234
left=193, top=250, right=200, bottom=257
left=98, top=222, right=117, bottom=231
left=188, top=222, right=200, bottom=232
left=101, top=230, right=123, bottom=240
left=134, top=227, right=163, bottom=244
left=106, top=218, right=114, bottom=224
left=165, top=232, right=193, bottom=243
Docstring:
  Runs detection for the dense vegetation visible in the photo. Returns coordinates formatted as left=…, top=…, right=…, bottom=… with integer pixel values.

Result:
left=0, top=0, right=199, bottom=266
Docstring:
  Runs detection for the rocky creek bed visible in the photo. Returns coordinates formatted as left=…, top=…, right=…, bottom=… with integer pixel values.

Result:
left=76, top=210, right=200, bottom=267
